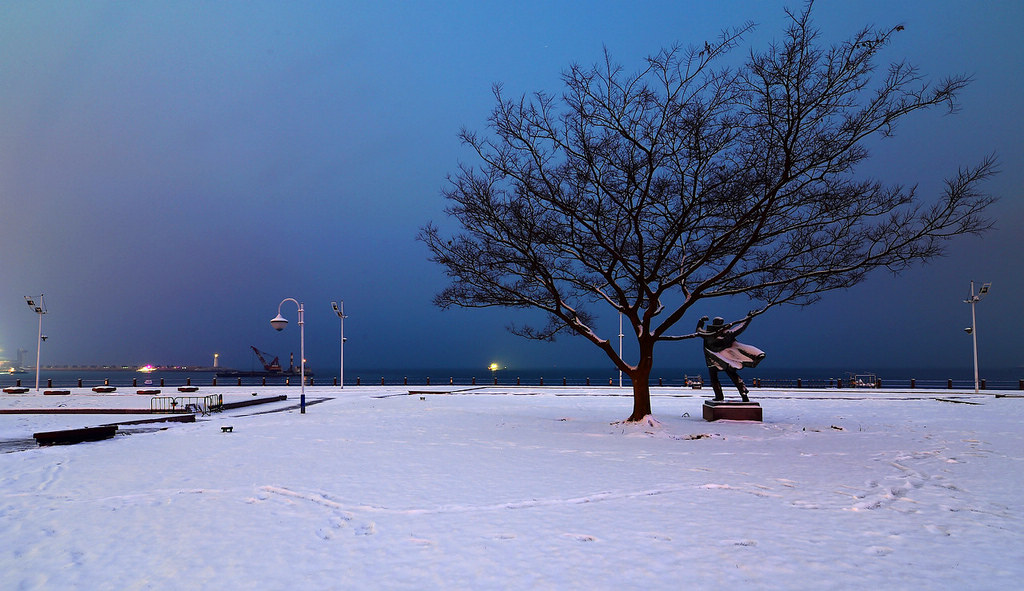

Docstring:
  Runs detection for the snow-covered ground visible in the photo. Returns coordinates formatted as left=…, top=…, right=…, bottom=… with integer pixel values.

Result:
left=1, top=385, right=1022, bottom=589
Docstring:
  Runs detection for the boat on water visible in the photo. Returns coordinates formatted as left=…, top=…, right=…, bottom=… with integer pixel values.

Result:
left=215, top=346, right=313, bottom=378
left=845, top=372, right=879, bottom=387
left=215, top=369, right=312, bottom=377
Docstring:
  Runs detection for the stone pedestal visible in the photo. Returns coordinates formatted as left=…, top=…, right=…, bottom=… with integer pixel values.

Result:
left=702, top=400, right=762, bottom=422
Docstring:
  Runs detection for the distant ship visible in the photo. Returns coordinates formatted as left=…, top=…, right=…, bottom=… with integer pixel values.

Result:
left=215, top=369, right=312, bottom=377
left=215, top=346, right=313, bottom=377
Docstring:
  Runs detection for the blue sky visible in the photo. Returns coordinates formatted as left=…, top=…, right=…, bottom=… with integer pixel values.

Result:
left=1, top=1, right=1021, bottom=376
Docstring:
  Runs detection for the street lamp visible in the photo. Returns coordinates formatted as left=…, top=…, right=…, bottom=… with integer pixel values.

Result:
left=963, top=280, right=991, bottom=395
left=24, top=294, right=46, bottom=391
left=331, top=301, right=347, bottom=389
left=271, top=298, right=306, bottom=413
left=618, top=312, right=624, bottom=388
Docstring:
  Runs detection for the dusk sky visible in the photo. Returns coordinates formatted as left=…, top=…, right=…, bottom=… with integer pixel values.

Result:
left=1, top=1, right=1021, bottom=377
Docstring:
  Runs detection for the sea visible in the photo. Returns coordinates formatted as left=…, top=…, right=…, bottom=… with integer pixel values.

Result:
left=4, top=366, right=1023, bottom=391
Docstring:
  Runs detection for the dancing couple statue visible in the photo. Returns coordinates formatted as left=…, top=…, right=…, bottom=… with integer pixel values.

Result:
left=696, top=313, right=765, bottom=403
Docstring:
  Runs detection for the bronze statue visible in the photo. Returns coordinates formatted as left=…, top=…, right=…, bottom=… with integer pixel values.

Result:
left=696, top=313, right=765, bottom=402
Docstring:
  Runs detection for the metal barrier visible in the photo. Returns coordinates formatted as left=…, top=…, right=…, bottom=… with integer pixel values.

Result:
left=151, top=394, right=223, bottom=414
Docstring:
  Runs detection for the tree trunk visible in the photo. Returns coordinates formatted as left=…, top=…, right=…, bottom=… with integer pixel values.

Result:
left=626, top=370, right=653, bottom=422
left=625, top=342, right=655, bottom=422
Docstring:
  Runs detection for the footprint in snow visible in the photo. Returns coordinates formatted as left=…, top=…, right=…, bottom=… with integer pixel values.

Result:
left=791, top=500, right=821, bottom=509
left=564, top=533, right=597, bottom=542
left=408, top=536, right=436, bottom=546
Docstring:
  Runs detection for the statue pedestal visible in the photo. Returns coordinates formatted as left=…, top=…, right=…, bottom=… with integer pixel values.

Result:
left=702, top=400, right=762, bottom=422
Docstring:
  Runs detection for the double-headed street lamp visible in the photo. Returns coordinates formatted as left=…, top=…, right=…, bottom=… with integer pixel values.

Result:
left=963, top=280, right=991, bottom=395
left=331, top=301, right=347, bottom=389
left=271, top=298, right=306, bottom=413
left=24, top=294, right=47, bottom=391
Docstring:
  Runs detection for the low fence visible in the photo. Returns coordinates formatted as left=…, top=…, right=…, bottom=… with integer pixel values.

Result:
left=348, top=375, right=1024, bottom=390
left=150, top=394, right=223, bottom=414
left=4, top=374, right=1023, bottom=391
left=748, top=377, right=1023, bottom=390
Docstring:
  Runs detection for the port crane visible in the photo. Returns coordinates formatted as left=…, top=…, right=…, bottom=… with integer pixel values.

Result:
left=250, top=346, right=283, bottom=373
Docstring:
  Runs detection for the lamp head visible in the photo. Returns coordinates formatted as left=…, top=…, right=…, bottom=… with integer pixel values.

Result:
left=964, top=327, right=973, bottom=334
left=25, top=295, right=45, bottom=313
left=270, top=314, right=288, bottom=331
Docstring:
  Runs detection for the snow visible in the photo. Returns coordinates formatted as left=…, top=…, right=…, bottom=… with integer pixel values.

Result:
left=2, top=386, right=1022, bottom=589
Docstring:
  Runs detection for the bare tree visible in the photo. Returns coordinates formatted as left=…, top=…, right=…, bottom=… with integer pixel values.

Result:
left=419, top=3, right=996, bottom=422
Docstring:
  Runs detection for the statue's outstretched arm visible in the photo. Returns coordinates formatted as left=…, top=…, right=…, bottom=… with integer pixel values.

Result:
left=729, top=316, right=752, bottom=336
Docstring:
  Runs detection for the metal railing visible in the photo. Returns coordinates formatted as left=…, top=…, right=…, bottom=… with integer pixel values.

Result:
left=150, top=394, right=223, bottom=414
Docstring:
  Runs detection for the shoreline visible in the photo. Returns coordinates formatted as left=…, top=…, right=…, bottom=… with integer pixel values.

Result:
left=5, top=372, right=1022, bottom=391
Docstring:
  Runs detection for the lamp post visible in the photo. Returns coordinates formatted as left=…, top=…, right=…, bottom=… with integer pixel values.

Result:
left=963, top=280, right=991, bottom=395
left=271, top=298, right=306, bottom=413
left=331, top=301, right=347, bottom=389
left=618, top=312, right=624, bottom=388
left=24, top=294, right=47, bottom=391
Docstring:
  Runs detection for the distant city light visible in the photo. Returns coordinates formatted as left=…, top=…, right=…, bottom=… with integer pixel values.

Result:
left=488, top=363, right=500, bottom=371
left=138, top=364, right=157, bottom=373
